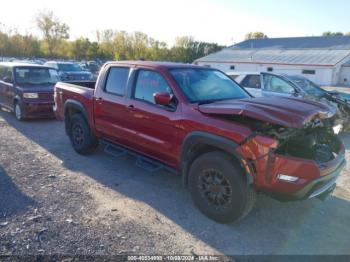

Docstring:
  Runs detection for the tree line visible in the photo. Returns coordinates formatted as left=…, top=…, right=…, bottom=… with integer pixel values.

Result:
left=244, top=31, right=350, bottom=40
left=1, top=10, right=349, bottom=62
left=322, top=31, right=350, bottom=37
left=0, top=11, right=224, bottom=63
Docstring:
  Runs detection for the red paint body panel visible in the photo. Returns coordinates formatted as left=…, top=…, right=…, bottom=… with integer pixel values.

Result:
left=54, top=82, right=95, bottom=123
left=54, top=61, right=346, bottom=198
left=199, top=97, right=334, bottom=129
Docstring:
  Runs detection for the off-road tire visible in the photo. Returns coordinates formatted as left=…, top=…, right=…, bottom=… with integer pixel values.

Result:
left=188, top=151, right=256, bottom=223
left=69, top=113, right=98, bottom=155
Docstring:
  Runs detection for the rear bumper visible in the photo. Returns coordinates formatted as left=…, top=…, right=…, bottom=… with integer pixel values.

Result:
left=22, top=101, right=55, bottom=118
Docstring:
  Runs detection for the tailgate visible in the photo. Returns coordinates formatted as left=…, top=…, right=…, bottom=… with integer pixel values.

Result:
left=54, top=82, right=95, bottom=121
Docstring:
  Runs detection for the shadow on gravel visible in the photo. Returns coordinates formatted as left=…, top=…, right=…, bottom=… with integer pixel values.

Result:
left=1, top=109, right=350, bottom=254
left=0, top=166, right=36, bottom=217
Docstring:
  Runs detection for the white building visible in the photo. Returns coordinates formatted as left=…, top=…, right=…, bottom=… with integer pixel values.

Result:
left=195, top=36, right=350, bottom=86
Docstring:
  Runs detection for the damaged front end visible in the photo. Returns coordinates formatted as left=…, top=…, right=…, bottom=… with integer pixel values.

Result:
left=273, top=127, right=342, bottom=164
left=235, top=116, right=345, bottom=201
left=198, top=96, right=346, bottom=200
left=248, top=115, right=343, bottom=164
left=310, top=92, right=350, bottom=132
left=331, top=96, right=350, bottom=131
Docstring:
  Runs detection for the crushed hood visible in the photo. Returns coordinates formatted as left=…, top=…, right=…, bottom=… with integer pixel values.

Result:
left=198, top=97, right=336, bottom=128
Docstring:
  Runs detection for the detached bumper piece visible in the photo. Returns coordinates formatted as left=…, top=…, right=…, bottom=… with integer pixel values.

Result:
left=273, top=158, right=346, bottom=201
left=299, top=159, right=345, bottom=200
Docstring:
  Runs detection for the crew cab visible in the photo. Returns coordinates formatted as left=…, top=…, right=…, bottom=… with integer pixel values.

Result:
left=54, top=61, right=346, bottom=223
left=0, top=62, right=60, bottom=120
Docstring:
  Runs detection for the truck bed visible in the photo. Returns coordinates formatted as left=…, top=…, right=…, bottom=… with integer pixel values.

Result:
left=54, top=81, right=96, bottom=121
left=64, top=81, right=96, bottom=89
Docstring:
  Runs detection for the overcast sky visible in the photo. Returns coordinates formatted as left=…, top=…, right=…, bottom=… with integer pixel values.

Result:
left=1, top=0, right=350, bottom=46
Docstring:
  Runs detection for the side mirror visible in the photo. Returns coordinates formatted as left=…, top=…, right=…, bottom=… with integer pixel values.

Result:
left=3, top=77, right=13, bottom=84
left=154, top=92, right=172, bottom=106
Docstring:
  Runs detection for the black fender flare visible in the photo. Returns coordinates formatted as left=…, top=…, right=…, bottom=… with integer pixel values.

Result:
left=180, top=131, right=253, bottom=186
left=63, top=99, right=89, bottom=134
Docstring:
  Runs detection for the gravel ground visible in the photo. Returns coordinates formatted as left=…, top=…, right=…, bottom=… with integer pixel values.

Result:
left=0, top=109, right=350, bottom=256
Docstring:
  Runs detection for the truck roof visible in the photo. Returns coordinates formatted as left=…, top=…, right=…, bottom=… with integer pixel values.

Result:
left=105, top=61, right=205, bottom=70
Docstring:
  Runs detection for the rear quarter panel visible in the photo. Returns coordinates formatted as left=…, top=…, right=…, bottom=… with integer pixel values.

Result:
left=54, top=82, right=94, bottom=125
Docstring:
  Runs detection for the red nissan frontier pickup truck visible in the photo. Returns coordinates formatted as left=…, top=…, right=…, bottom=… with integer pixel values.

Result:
left=54, top=61, right=346, bottom=223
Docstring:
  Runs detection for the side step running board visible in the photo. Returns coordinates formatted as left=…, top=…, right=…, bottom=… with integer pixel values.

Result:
left=136, top=157, right=163, bottom=172
left=101, top=139, right=177, bottom=174
left=104, top=143, right=127, bottom=157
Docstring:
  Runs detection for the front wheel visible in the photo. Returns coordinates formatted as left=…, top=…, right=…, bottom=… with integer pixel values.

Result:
left=188, top=151, right=256, bottom=223
left=69, top=114, right=98, bottom=155
left=14, top=102, right=24, bottom=121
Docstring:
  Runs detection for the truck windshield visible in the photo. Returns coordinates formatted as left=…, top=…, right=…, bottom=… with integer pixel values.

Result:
left=15, top=67, right=60, bottom=85
left=58, top=63, right=83, bottom=72
left=169, top=68, right=249, bottom=103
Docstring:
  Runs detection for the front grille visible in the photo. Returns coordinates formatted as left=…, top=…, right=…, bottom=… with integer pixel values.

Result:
left=39, top=93, right=54, bottom=100
left=314, top=144, right=335, bottom=164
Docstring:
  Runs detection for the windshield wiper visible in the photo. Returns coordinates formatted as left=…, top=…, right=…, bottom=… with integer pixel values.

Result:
left=197, top=98, right=238, bottom=105
left=197, top=99, right=225, bottom=105
left=37, top=82, right=56, bottom=85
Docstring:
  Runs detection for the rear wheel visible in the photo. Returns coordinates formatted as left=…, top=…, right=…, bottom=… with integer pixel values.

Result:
left=14, top=102, right=24, bottom=121
left=69, top=114, right=98, bottom=155
left=188, top=151, right=256, bottom=223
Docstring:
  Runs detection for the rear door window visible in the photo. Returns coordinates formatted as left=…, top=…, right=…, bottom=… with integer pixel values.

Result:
left=104, top=67, right=130, bottom=96
left=240, top=75, right=261, bottom=89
